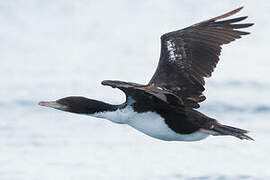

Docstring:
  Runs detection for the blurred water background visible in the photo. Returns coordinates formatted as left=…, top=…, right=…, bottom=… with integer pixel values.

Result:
left=1, top=0, right=270, bottom=179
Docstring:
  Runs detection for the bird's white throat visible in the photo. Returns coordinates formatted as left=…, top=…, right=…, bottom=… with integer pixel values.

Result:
left=92, top=105, right=135, bottom=124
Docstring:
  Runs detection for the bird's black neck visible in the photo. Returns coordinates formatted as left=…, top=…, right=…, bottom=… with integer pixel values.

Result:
left=73, top=100, right=121, bottom=114
left=55, top=96, right=122, bottom=114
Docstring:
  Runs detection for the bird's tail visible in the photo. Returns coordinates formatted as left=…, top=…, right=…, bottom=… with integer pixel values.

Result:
left=201, top=122, right=254, bottom=140
left=210, top=124, right=254, bottom=140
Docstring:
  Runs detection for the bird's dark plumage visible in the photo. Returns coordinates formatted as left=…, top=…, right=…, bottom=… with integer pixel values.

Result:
left=101, top=7, right=254, bottom=140
left=150, top=7, right=253, bottom=108
left=39, top=7, right=254, bottom=141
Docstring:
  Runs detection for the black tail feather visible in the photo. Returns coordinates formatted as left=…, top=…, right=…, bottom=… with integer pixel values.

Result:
left=212, top=124, right=254, bottom=141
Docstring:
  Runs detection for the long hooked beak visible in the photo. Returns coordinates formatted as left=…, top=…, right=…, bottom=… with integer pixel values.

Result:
left=38, top=101, right=67, bottom=110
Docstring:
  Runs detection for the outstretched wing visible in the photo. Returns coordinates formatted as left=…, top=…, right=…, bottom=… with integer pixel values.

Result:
left=149, top=7, right=253, bottom=108
left=101, top=80, right=184, bottom=112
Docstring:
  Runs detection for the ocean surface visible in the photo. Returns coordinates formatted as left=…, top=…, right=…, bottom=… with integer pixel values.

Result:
left=1, top=0, right=270, bottom=179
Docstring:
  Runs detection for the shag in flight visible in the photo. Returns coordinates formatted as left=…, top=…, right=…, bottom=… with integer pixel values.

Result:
left=39, top=7, right=254, bottom=141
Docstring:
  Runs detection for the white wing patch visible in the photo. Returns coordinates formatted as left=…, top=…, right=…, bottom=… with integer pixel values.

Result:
left=167, top=40, right=177, bottom=62
left=167, top=40, right=183, bottom=63
left=166, top=39, right=186, bottom=64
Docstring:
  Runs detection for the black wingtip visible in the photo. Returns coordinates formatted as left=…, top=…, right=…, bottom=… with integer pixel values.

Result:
left=101, top=80, right=116, bottom=87
left=230, top=23, right=254, bottom=29
left=101, top=80, right=107, bottom=86
left=210, top=6, right=244, bottom=22
left=101, top=80, right=130, bottom=88
left=234, top=30, right=251, bottom=35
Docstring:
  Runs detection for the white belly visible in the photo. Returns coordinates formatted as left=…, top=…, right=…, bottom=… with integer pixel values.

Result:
left=127, top=112, right=209, bottom=141
left=92, top=106, right=209, bottom=141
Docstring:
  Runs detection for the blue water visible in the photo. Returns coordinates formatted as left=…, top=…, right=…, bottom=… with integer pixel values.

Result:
left=1, top=0, right=270, bottom=179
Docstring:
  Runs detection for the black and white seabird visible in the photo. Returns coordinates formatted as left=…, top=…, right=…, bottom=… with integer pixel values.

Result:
left=39, top=7, right=254, bottom=141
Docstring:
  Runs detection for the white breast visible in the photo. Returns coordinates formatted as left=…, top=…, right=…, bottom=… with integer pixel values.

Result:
left=92, top=106, right=209, bottom=141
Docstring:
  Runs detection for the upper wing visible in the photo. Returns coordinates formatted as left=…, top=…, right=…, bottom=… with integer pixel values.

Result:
left=101, top=80, right=184, bottom=112
left=149, top=7, right=253, bottom=108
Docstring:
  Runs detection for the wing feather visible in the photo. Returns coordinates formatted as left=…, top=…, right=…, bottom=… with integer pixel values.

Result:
left=149, top=7, right=253, bottom=108
left=101, top=80, right=184, bottom=111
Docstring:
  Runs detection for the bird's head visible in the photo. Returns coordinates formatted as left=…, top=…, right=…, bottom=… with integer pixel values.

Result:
left=38, top=96, right=116, bottom=114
